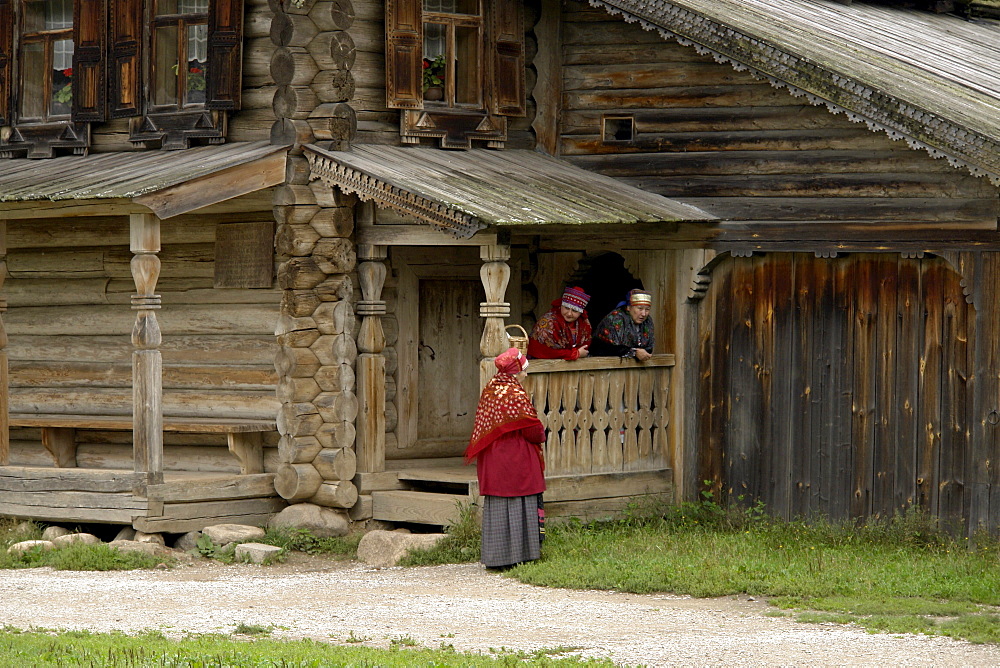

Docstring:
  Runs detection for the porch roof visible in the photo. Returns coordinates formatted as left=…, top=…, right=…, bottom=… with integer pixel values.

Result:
left=592, top=0, right=1000, bottom=184
left=0, top=141, right=288, bottom=219
left=304, top=144, right=714, bottom=238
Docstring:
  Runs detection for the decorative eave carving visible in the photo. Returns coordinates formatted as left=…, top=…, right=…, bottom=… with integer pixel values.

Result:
left=304, top=148, right=487, bottom=239
left=589, top=0, right=1000, bottom=185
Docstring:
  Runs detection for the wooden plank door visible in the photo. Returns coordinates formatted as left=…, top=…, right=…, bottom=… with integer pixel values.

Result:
left=416, top=279, right=482, bottom=454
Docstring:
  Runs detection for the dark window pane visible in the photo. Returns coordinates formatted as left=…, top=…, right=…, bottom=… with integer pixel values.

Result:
left=153, top=25, right=179, bottom=106
left=157, top=0, right=208, bottom=15
left=423, top=0, right=477, bottom=15
left=19, top=41, right=44, bottom=118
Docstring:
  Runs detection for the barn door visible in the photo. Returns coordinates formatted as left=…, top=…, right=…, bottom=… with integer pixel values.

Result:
left=698, top=252, right=974, bottom=525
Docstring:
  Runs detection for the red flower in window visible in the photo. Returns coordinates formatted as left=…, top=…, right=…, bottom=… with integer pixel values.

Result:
left=62, top=68, right=73, bottom=77
left=190, top=67, right=203, bottom=74
left=422, top=58, right=431, bottom=69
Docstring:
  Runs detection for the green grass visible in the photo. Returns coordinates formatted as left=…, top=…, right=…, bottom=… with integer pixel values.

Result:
left=0, top=628, right=615, bottom=667
left=399, top=501, right=482, bottom=566
left=511, top=501, right=1000, bottom=643
left=0, top=520, right=166, bottom=571
left=259, top=526, right=363, bottom=558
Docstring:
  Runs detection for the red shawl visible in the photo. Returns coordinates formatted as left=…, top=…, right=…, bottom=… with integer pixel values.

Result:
left=527, top=299, right=592, bottom=360
left=464, top=372, right=543, bottom=463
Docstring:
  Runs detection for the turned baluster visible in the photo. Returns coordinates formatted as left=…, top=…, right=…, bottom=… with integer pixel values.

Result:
left=355, top=243, right=387, bottom=473
left=479, top=244, right=511, bottom=388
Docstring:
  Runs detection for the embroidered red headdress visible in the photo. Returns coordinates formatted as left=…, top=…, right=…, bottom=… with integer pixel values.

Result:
left=464, top=348, right=540, bottom=463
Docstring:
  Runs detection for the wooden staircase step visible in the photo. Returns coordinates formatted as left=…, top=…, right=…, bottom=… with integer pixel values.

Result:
left=371, top=490, right=471, bottom=526
left=396, top=468, right=476, bottom=486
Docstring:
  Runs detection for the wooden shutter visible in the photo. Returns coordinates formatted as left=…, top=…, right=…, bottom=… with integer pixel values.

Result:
left=0, top=0, right=13, bottom=125
left=108, top=0, right=141, bottom=118
left=72, top=0, right=105, bottom=121
left=385, top=0, right=422, bottom=110
left=206, top=0, right=244, bottom=110
left=490, top=0, right=524, bottom=117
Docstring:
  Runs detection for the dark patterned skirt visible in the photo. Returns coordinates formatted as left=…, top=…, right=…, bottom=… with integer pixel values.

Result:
left=480, top=494, right=544, bottom=568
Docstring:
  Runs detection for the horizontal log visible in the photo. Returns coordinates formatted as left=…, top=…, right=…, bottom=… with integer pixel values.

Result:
left=147, top=473, right=278, bottom=502
left=275, top=223, right=320, bottom=257
left=6, top=303, right=278, bottom=336
left=270, top=118, right=316, bottom=150
left=315, top=275, right=353, bottom=301
left=314, top=299, right=355, bottom=335
left=278, top=257, right=327, bottom=290
left=560, top=105, right=853, bottom=135
left=274, top=462, right=322, bottom=500
left=275, top=345, right=321, bottom=378
left=270, top=12, right=319, bottom=47
left=311, top=333, right=357, bottom=365
left=277, top=376, right=322, bottom=403
left=274, top=204, right=321, bottom=226
left=309, top=0, right=355, bottom=30
left=9, top=334, right=277, bottom=366
left=310, top=207, right=354, bottom=238
left=278, top=434, right=323, bottom=463
left=308, top=480, right=357, bottom=508
left=307, top=31, right=356, bottom=70
left=311, top=69, right=355, bottom=103
left=314, top=363, right=355, bottom=392
left=273, top=85, right=320, bottom=120
left=284, top=156, right=312, bottom=185
left=277, top=402, right=322, bottom=437
left=273, top=184, right=319, bottom=207
left=270, top=47, right=319, bottom=86
left=314, top=390, right=358, bottom=422
left=313, top=446, right=357, bottom=480
left=562, top=62, right=753, bottom=91
left=0, top=466, right=140, bottom=492
left=313, top=238, right=356, bottom=274
left=5, top=277, right=280, bottom=308
left=560, top=129, right=900, bottom=155
left=562, top=84, right=804, bottom=112
left=245, top=5, right=275, bottom=38
left=280, top=289, right=322, bottom=318
left=10, top=388, right=279, bottom=420
left=315, top=419, right=355, bottom=448
left=10, top=361, right=276, bottom=391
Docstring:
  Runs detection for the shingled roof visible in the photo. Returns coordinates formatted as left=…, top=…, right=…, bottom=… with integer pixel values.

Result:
left=590, top=0, right=1000, bottom=184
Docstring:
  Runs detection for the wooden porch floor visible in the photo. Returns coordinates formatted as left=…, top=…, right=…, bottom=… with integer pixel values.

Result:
left=0, top=466, right=283, bottom=533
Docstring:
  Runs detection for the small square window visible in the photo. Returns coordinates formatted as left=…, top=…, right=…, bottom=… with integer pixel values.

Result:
left=602, top=115, right=635, bottom=142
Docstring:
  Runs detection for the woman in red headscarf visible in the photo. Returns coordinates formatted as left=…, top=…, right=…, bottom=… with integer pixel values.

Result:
left=465, top=347, right=546, bottom=569
left=527, top=286, right=592, bottom=360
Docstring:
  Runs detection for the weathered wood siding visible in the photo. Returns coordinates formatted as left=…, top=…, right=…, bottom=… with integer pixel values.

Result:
left=695, top=252, right=1000, bottom=532
left=5, top=208, right=282, bottom=472
left=558, top=1, right=999, bottom=227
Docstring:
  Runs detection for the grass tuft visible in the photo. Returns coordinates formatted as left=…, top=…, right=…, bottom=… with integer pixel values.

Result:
left=398, top=502, right=482, bottom=566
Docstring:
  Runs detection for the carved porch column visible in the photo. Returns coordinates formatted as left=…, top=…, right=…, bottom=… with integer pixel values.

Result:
left=479, top=244, right=511, bottom=388
left=355, top=243, right=387, bottom=473
left=130, top=213, right=163, bottom=485
left=0, top=221, right=7, bottom=465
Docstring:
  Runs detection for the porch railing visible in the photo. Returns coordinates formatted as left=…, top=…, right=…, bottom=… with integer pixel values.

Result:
left=523, top=355, right=674, bottom=477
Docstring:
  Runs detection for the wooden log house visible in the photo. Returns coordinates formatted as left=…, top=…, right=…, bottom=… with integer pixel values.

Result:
left=0, top=0, right=999, bottom=536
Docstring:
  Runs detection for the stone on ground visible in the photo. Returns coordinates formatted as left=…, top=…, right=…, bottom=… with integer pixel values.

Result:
left=41, top=526, right=71, bottom=540
left=114, top=526, right=137, bottom=542
left=202, top=524, right=266, bottom=545
left=173, top=531, right=201, bottom=552
left=268, top=503, right=349, bottom=538
left=52, top=533, right=100, bottom=547
left=8, top=540, right=55, bottom=554
left=357, top=530, right=447, bottom=568
left=235, top=543, right=283, bottom=564
left=135, top=531, right=165, bottom=545
left=108, top=540, right=174, bottom=558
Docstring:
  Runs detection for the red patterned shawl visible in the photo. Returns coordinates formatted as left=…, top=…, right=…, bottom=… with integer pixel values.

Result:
left=464, top=372, right=542, bottom=463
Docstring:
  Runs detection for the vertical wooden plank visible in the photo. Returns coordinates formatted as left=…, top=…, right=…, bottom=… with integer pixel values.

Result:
left=790, top=253, right=814, bottom=517
left=894, top=256, right=920, bottom=514
left=938, top=254, right=969, bottom=530
left=829, top=255, right=855, bottom=520
left=590, top=371, right=611, bottom=473
left=652, top=366, right=670, bottom=469
left=562, top=373, right=580, bottom=473
left=546, top=373, right=566, bottom=474
left=607, top=370, right=626, bottom=472
left=970, top=251, right=1000, bottom=535
left=851, top=255, right=877, bottom=520
left=725, top=256, right=758, bottom=507
left=708, top=258, right=733, bottom=502
left=0, top=220, right=7, bottom=466
left=809, top=256, right=834, bottom=517
left=769, top=253, right=796, bottom=519
left=872, top=254, right=899, bottom=519
left=394, top=261, right=419, bottom=449
left=917, top=260, right=944, bottom=516
left=753, top=253, right=777, bottom=514
left=576, top=371, right=595, bottom=473
left=622, top=368, right=640, bottom=471
left=636, top=368, right=655, bottom=469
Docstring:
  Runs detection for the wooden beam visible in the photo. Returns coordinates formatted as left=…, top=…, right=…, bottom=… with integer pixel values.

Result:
left=133, top=150, right=287, bottom=219
left=358, top=224, right=498, bottom=247
left=0, top=199, right=145, bottom=219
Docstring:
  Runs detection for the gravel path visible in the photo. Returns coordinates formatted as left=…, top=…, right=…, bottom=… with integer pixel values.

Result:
left=0, top=556, right=998, bottom=667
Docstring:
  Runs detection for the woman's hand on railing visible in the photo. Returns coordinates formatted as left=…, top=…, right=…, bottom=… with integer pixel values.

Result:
left=577, top=345, right=589, bottom=359
left=634, top=348, right=652, bottom=361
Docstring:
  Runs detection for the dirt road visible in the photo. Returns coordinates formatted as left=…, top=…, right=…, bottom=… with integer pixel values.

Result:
left=0, top=556, right=997, bottom=666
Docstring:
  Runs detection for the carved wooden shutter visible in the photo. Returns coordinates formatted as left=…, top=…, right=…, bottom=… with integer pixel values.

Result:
left=490, top=0, right=524, bottom=117
left=72, top=0, right=105, bottom=121
left=108, top=0, right=142, bottom=118
left=207, top=0, right=244, bottom=110
left=0, top=0, right=13, bottom=125
left=385, top=0, right=422, bottom=109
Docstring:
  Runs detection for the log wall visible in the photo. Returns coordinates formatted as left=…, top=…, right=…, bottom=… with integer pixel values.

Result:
left=558, top=0, right=1000, bottom=228
left=5, top=208, right=283, bottom=472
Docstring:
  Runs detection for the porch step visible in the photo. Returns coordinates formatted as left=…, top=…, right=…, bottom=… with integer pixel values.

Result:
left=396, top=468, right=476, bottom=487
left=371, top=490, right=471, bottom=526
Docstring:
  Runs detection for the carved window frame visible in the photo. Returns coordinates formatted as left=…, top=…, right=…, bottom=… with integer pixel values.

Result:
left=0, top=0, right=104, bottom=158
left=385, top=0, right=525, bottom=149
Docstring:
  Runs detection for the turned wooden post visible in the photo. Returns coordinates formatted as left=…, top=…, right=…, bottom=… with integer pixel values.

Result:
left=130, top=213, right=164, bottom=485
left=355, top=243, right=387, bottom=473
left=0, top=221, right=8, bottom=466
left=479, top=244, right=511, bottom=388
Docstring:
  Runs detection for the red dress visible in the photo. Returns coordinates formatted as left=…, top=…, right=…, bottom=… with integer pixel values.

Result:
left=475, top=422, right=546, bottom=497
left=528, top=300, right=592, bottom=361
